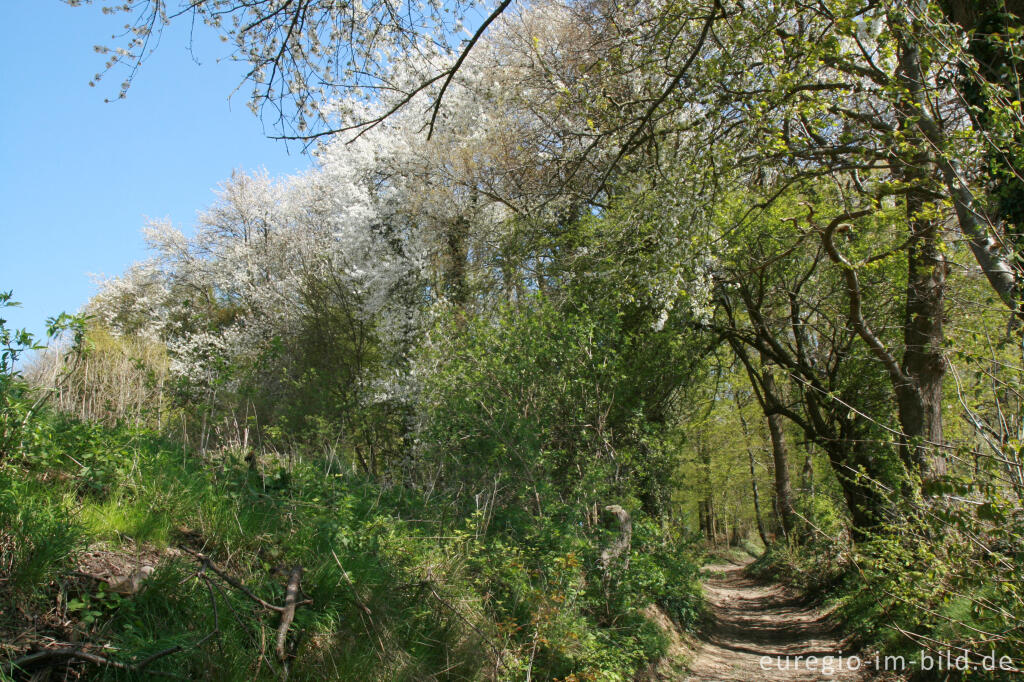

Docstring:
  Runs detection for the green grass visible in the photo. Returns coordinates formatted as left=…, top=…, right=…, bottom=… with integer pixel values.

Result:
left=1, top=415, right=703, bottom=681
left=0, top=473, right=82, bottom=599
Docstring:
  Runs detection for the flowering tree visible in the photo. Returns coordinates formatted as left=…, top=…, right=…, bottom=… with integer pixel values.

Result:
left=89, top=126, right=425, bottom=453
left=67, top=0, right=515, bottom=140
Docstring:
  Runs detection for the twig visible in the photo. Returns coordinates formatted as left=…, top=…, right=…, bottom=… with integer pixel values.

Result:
left=4, top=645, right=183, bottom=679
left=182, top=548, right=304, bottom=613
left=425, top=0, right=514, bottom=139
left=275, top=566, right=303, bottom=660
left=331, top=550, right=372, bottom=615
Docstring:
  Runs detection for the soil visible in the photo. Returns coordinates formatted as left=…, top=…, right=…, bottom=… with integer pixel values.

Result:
left=684, top=559, right=867, bottom=681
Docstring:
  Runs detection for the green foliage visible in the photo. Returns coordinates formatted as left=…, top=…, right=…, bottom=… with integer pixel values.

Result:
left=15, top=0, right=1024, bottom=675
left=406, top=294, right=707, bottom=678
left=1, top=408, right=702, bottom=680
left=0, top=292, right=44, bottom=461
left=0, top=275, right=706, bottom=679
left=835, top=498, right=1024, bottom=679
left=625, top=519, right=704, bottom=628
left=748, top=534, right=850, bottom=596
left=1, top=293, right=89, bottom=462
left=419, top=295, right=686, bottom=515
left=0, top=470, right=82, bottom=600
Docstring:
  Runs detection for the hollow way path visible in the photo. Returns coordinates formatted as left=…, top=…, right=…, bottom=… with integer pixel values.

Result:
left=683, top=559, right=867, bottom=681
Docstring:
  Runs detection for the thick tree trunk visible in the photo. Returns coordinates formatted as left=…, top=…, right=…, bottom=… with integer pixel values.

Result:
left=894, top=25, right=948, bottom=480
left=810, top=421, right=898, bottom=542
left=898, top=195, right=947, bottom=477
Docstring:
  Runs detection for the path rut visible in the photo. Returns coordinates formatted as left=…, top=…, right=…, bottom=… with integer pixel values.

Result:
left=684, top=559, right=865, bottom=681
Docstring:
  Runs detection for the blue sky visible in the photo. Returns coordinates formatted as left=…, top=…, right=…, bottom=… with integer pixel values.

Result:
left=0, top=2, right=311, bottom=339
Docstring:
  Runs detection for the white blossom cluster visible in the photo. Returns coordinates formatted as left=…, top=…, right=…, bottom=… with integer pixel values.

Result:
left=88, top=0, right=729, bottom=401
left=90, top=128, right=432, bottom=396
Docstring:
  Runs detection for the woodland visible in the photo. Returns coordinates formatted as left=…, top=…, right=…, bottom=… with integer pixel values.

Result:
left=1, top=0, right=1023, bottom=679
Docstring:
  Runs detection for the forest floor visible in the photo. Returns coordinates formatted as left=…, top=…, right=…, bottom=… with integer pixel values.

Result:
left=683, top=558, right=868, bottom=681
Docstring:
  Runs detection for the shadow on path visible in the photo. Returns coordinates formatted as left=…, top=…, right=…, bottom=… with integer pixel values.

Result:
left=684, top=558, right=866, bottom=681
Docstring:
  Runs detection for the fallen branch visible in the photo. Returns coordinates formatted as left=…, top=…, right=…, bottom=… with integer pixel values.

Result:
left=3, top=644, right=183, bottom=679
left=275, top=565, right=302, bottom=665
left=181, top=549, right=311, bottom=680
left=183, top=548, right=284, bottom=612
left=181, top=548, right=311, bottom=613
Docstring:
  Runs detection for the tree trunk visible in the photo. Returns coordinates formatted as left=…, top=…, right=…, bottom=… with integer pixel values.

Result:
left=698, top=439, right=716, bottom=543
left=767, top=411, right=796, bottom=537
left=894, top=21, right=948, bottom=480
left=599, top=505, right=633, bottom=573
left=723, top=304, right=893, bottom=542
left=898, top=195, right=947, bottom=478
left=442, top=216, right=470, bottom=307
left=770, top=490, right=781, bottom=538
left=763, top=371, right=796, bottom=537
left=698, top=499, right=715, bottom=542
left=802, top=454, right=814, bottom=499
left=747, top=443, right=769, bottom=546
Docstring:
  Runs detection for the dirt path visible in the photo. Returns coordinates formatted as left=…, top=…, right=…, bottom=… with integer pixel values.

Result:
left=684, top=559, right=865, bottom=681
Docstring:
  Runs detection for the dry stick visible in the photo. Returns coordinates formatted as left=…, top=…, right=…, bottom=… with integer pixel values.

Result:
left=331, top=550, right=372, bottom=616
left=182, top=548, right=312, bottom=613
left=4, top=646, right=183, bottom=679
left=184, top=550, right=311, bottom=679
left=133, top=645, right=186, bottom=671
left=185, top=549, right=314, bottom=666
left=275, top=566, right=303, bottom=663
left=254, top=623, right=268, bottom=681
left=3, top=568, right=229, bottom=679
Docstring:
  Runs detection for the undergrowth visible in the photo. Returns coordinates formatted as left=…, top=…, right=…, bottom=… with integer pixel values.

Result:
left=0, top=413, right=703, bottom=681
left=750, top=514, right=1024, bottom=682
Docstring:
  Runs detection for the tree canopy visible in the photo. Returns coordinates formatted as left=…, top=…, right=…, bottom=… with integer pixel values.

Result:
left=4, top=0, right=1024, bottom=677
